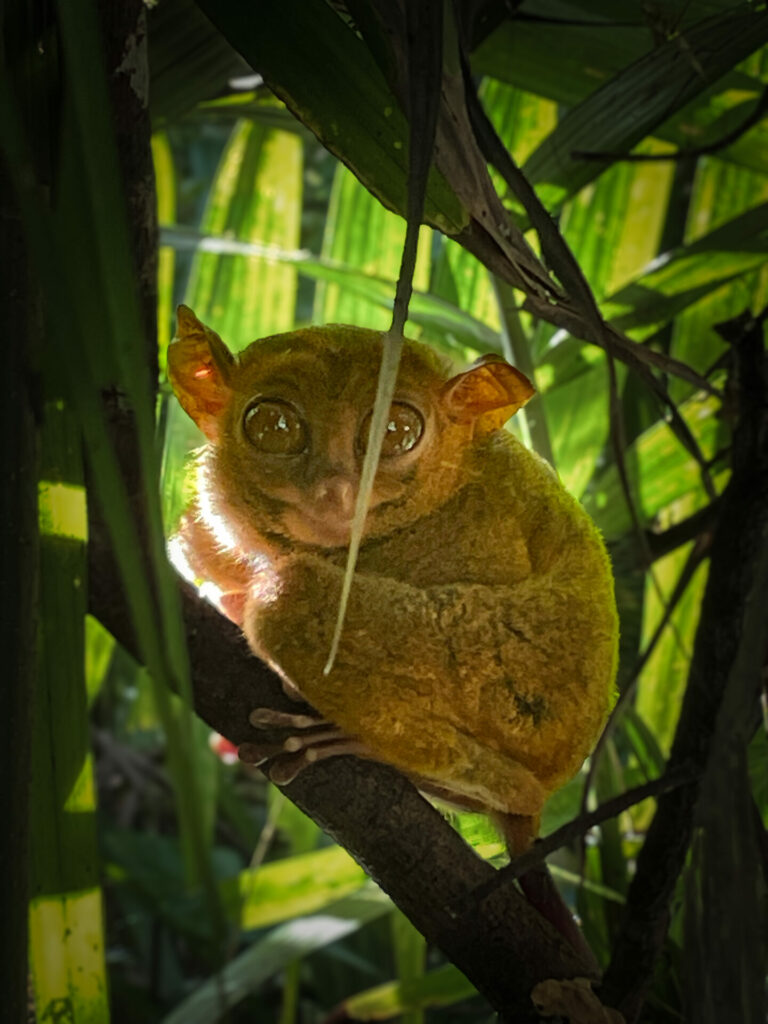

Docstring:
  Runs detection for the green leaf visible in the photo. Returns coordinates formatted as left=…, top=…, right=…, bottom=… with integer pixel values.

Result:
left=161, top=888, right=391, bottom=1024
left=666, top=151, right=768, bottom=400
left=594, top=740, right=629, bottom=946
left=473, top=14, right=650, bottom=107
left=621, top=707, right=668, bottom=780
left=195, top=0, right=468, bottom=235
left=560, top=143, right=676, bottom=301
left=314, top=163, right=432, bottom=333
left=152, top=131, right=177, bottom=374
left=582, top=392, right=723, bottom=539
left=635, top=542, right=709, bottom=754
left=475, top=7, right=768, bottom=177
left=220, top=847, right=368, bottom=931
left=148, top=0, right=250, bottom=124
left=604, top=201, right=768, bottom=339
left=391, top=910, right=427, bottom=1024
left=540, top=354, right=609, bottom=499
left=184, top=119, right=303, bottom=348
left=84, top=616, right=115, bottom=707
left=160, top=225, right=501, bottom=354
left=343, top=963, right=476, bottom=1021
left=540, top=774, right=586, bottom=836
left=106, top=828, right=368, bottom=936
left=522, top=7, right=768, bottom=210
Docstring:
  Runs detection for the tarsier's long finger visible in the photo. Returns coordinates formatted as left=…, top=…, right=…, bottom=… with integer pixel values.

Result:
left=239, top=726, right=350, bottom=765
left=283, top=727, right=346, bottom=751
left=237, top=741, right=286, bottom=765
left=248, top=708, right=330, bottom=730
left=269, top=738, right=371, bottom=785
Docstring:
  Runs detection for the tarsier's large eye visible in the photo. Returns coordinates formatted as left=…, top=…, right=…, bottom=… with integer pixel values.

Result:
left=243, top=400, right=308, bottom=455
left=357, top=403, right=425, bottom=458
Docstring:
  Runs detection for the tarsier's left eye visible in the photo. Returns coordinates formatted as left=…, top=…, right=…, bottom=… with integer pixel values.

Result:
left=243, top=399, right=308, bottom=455
left=357, top=402, right=425, bottom=458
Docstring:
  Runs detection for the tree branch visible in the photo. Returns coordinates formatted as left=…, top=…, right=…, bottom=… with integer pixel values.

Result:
left=455, top=763, right=699, bottom=915
left=644, top=500, right=719, bottom=561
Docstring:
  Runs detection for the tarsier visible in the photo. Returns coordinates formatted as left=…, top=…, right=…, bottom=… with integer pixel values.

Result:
left=169, top=306, right=618, bottom=954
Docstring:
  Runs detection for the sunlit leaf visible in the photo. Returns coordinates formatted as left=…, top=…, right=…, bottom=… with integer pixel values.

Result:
left=635, top=541, right=710, bottom=754
left=604, top=201, right=768, bottom=340
left=476, top=8, right=768, bottom=177
left=522, top=8, right=768, bottom=210
left=153, top=131, right=177, bottom=373
left=160, top=225, right=501, bottom=354
left=184, top=119, right=303, bottom=348
left=314, top=163, right=431, bottom=333
left=220, top=847, right=368, bottom=931
left=582, top=392, right=724, bottom=539
left=84, top=616, right=114, bottom=707
left=343, top=963, right=476, bottom=1021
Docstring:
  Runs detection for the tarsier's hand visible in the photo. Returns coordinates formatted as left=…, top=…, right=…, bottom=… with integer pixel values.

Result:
left=238, top=704, right=371, bottom=785
left=236, top=557, right=373, bottom=783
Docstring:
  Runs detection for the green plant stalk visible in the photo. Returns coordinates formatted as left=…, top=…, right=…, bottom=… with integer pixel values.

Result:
left=392, top=909, right=427, bottom=1024
left=29, top=402, right=110, bottom=1024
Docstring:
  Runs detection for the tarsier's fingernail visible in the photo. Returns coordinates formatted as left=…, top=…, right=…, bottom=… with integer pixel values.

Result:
left=237, top=743, right=266, bottom=765
left=268, top=763, right=296, bottom=785
left=283, top=736, right=303, bottom=752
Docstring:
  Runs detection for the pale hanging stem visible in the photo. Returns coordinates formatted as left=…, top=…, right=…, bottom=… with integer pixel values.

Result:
left=323, top=331, right=406, bottom=676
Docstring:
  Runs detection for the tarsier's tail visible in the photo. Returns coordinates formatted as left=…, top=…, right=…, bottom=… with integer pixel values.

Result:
left=497, top=812, right=601, bottom=978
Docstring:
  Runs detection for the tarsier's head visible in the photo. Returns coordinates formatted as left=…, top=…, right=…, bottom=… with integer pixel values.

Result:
left=169, top=307, right=533, bottom=551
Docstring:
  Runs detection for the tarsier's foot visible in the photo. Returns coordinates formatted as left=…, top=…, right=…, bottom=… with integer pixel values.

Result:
left=239, top=707, right=370, bottom=784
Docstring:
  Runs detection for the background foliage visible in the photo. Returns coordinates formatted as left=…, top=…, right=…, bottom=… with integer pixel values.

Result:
left=5, top=1, right=767, bottom=1022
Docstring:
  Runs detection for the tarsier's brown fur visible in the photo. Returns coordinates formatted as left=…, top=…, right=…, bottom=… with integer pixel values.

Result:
left=169, top=307, right=618, bottom=865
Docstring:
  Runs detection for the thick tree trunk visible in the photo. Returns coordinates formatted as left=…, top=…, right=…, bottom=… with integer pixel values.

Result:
left=0, top=152, right=40, bottom=1024
left=0, top=1, right=45, bottom=1017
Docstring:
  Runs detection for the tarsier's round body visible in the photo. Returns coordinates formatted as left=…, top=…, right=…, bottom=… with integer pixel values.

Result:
left=170, top=307, right=618, bottom=854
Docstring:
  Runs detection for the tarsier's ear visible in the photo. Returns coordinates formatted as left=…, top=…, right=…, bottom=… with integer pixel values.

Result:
left=441, top=354, right=535, bottom=434
left=168, top=305, right=236, bottom=442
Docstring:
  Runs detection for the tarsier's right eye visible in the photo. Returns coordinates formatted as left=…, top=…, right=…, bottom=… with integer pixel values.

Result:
left=357, top=402, right=425, bottom=458
left=243, top=400, right=308, bottom=455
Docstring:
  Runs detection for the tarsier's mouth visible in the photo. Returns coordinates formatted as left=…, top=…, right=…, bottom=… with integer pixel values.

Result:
left=281, top=505, right=355, bottom=548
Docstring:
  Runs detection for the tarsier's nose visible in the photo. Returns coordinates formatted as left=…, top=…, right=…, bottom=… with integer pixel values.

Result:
left=311, top=475, right=356, bottom=519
